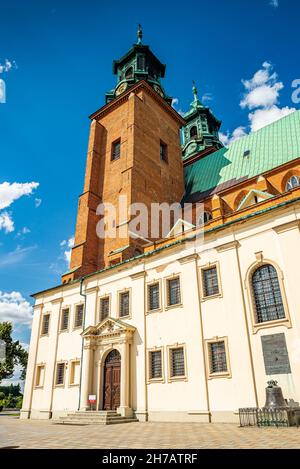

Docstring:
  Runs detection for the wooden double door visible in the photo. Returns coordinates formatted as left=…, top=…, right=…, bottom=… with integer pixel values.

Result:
left=103, top=350, right=121, bottom=410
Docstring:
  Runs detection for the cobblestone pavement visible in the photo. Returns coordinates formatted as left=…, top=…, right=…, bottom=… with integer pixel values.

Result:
left=0, top=416, right=300, bottom=449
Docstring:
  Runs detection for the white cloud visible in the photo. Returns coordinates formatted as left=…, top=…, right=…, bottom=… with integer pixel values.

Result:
left=0, top=245, right=37, bottom=267
left=0, top=79, right=6, bottom=104
left=34, top=198, right=42, bottom=208
left=241, top=82, right=283, bottom=109
left=219, top=126, right=248, bottom=146
left=270, top=0, right=279, bottom=7
left=0, top=291, right=33, bottom=327
left=0, top=212, right=14, bottom=233
left=202, top=93, right=213, bottom=102
left=0, top=182, right=39, bottom=210
left=249, top=105, right=295, bottom=132
left=61, top=236, right=75, bottom=264
left=240, top=62, right=283, bottom=109
left=222, top=62, right=296, bottom=144
left=171, top=98, right=179, bottom=108
left=0, top=59, right=17, bottom=74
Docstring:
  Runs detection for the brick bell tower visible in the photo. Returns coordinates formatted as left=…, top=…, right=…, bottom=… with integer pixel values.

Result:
left=62, top=26, right=185, bottom=283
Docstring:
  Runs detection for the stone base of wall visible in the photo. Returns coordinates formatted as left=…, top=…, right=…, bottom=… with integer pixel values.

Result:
left=21, top=409, right=239, bottom=424
left=147, top=411, right=211, bottom=423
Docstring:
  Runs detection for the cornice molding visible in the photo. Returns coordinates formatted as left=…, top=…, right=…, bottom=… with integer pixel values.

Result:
left=215, top=240, right=241, bottom=253
left=273, top=219, right=300, bottom=234
left=178, top=253, right=199, bottom=264
left=89, top=80, right=185, bottom=126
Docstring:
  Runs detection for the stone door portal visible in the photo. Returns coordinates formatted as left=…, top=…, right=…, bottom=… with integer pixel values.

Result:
left=103, top=349, right=121, bottom=410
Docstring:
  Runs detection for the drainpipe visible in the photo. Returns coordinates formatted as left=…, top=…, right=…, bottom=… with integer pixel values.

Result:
left=78, top=277, right=87, bottom=411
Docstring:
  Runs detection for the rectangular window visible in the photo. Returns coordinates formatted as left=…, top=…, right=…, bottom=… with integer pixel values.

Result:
left=55, top=363, right=66, bottom=386
left=149, top=350, right=162, bottom=380
left=167, top=277, right=181, bottom=306
left=209, top=341, right=228, bottom=374
left=119, top=291, right=130, bottom=317
left=148, top=283, right=160, bottom=311
left=60, top=308, right=69, bottom=331
left=74, top=304, right=83, bottom=328
left=41, top=314, right=50, bottom=335
left=35, top=365, right=45, bottom=387
left=202, top=266, right=219, bottom=297
left=137, top=54, right=145, bottom=70
left=170, top=347, right=185, bottom=378
left=111, top=139, right=121, bottom=160
left=69, top=360, right=80, bottom=386
left=160, top=141, right=168, bottom=162
left=100, top=297, right=110, bottom=321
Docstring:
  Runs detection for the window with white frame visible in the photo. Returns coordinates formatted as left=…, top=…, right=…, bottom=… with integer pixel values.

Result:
left=60, top=308, right=69, bottom=331
left=148, top=283, right=160, bottom=311
left=41, top=314, right=50, bottom=335
left=149, top=350, right=162, bottom=380
left=119, top=291, right=130, bottom=317
left=167, top=277, right=181, bottom=306
left=169, top=346, right=185, bottom=378
left=55, top=362, right=66, bottom=386
left=202, top=266, right=219, bottom=297
left=35, top=364, right=45, bottom=387
left=286, top=175, right=300, bottom=192
left=100, top=297, right=110, bottom=321
left=69, top=360, right=80, bottom=385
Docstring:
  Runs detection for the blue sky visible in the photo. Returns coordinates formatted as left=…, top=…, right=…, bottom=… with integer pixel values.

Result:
left=0, top=0, right=299, bottom=357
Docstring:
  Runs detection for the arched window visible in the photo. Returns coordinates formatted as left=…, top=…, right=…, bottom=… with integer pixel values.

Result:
left=190, top=126, right=198, bottom=139
left=251, top=264, right=285, bottom=323
left=125, top=67, right=133, bottom=79
left=286, top=175, right=300, bottom=192
left=198, top=211, right=212, bottom=226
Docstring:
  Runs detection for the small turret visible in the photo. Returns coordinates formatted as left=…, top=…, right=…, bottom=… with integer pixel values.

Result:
left=105, top=26, right=173, bottom=105
left=182, top=81, right=223, bottom=163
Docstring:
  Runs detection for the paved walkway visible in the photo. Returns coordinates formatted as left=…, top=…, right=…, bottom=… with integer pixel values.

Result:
left=0, top=416, right=300, bottom=449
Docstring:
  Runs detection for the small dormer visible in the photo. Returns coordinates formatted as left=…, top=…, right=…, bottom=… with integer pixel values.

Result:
left=237, top=189, right=274, bottom=211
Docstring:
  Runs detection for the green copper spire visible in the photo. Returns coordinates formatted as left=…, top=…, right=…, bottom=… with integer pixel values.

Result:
left=137, top=24, right=143, bottom=45
left=191, top=80, right=202, bottom=108
left=181, top=81, right=223, bottom=161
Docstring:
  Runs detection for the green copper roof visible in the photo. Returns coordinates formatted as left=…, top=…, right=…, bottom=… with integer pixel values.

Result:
left=184, top=110, right=300, bottom=202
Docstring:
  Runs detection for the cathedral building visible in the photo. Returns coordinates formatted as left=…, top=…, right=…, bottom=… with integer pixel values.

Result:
left=21, top=28, right=300, bottom=423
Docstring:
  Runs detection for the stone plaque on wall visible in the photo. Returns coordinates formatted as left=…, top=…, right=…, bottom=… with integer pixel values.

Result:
left=261, top=333, right=291, bottom=375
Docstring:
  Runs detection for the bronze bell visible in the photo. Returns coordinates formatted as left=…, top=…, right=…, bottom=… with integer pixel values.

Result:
left=264, top=380, right=286, bottom=408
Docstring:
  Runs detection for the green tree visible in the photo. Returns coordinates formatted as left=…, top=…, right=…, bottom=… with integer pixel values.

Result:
left=0, top=322, right=28, bottom=383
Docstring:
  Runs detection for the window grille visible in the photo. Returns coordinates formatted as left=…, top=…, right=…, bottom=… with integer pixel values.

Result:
left=170, top=347, right=185, bottom=377
left=148, top=283, right=160, bottom=311
left=100, top=297, right=110, bottom=321
left=252, top=264, right=285, bottom=323
left=56, top=363, right=65, bottom=385
left=209, top=341, right=227, bottom=373
left=74, top=304, right=83, bottom=328
left=202, top=267, right=219, bottom=297
left=149, top=350, right=162, bottom=379
left=41, top=314, right=50, bottom=335
left=61, top=308, right=69, bottom=331
left=167, top=278, right=181, bottom=306
left=119, top=291, right=130, bottom=317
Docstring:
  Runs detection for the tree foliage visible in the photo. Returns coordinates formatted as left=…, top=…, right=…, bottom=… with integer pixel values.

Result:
left=0, top=322, right=28, bottom=383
